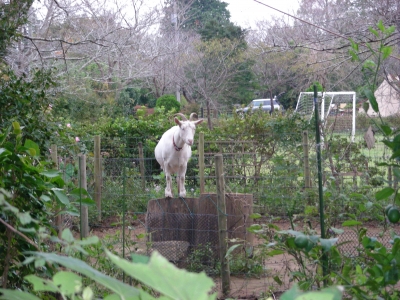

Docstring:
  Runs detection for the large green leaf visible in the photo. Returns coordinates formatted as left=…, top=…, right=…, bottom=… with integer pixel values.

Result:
left=280, top=284, right=344, bottom=300
left=106, top=250, right=216, bottom=300
left=52, top=188, right=70, bottom=205
left=24, top=275, right=59, bottom=293
left=0, top=289, right=41, bottom=300
left=375, top=187, right=395, bottom=201
left=32, top=252, right=141, bottom=299
left=379, top=124, right=392, bottom=136
left=53, top=271, right=82, bottom=296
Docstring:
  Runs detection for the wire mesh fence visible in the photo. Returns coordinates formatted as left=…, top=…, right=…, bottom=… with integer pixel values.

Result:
left=53, top=129, right=400, bottom=296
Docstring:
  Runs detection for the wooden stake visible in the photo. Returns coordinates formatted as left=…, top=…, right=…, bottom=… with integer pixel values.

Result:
left=138, top=142, right=146, bottom=190
left=215, top=154, right=230, bottom=296
left=94, top=136, right=102, bottom=222
left=79, top=154, right=89, bottom=238
left=199, top=132, right=205, bottom=194
left=303, top=131, right=311, bottom=188
left=51, top=144, right=62, bottom=238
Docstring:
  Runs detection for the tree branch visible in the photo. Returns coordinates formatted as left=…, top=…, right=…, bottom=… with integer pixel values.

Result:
left=0, top=218, right=39, bottom=251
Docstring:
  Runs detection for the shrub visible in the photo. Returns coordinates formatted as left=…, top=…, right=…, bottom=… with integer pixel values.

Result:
left=155, top=94, right=181, bottom=112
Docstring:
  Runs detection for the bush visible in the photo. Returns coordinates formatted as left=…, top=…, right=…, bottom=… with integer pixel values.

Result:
left=156, top=94, right=181, bottom=112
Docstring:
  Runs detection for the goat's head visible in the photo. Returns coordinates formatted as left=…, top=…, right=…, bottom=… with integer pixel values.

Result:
left=174, top=113, right=203, bottom=146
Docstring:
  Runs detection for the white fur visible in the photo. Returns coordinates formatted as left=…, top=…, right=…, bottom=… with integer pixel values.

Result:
left=155, top=115, right=203, bottom=198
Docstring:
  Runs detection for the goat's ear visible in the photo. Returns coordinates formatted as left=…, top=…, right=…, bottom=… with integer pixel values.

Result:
left=174, top=117, right=182, bottom=126
left=193, top=119, right=204, bottom=126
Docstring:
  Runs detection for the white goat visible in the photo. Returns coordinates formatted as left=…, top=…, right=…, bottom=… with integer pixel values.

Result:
left=155, top=113, right=203, bottom=198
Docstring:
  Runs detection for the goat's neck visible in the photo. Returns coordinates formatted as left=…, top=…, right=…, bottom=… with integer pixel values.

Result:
left=173, top=129, right=185, bottom=151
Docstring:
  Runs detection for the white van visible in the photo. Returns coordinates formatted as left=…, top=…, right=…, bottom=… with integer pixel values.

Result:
left=236, top=97, right=281, bottom=113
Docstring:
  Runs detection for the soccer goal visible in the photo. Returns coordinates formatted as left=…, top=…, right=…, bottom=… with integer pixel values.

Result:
left=295, top=92, right=357, bottom=141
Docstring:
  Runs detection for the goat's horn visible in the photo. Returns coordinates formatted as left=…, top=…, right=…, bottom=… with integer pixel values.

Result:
left=174, top=113, right=188, bottom=121
left=189, top=113, right=198, bottom=121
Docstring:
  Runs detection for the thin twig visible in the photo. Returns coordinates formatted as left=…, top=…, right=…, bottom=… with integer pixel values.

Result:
left=0, top=218, right=39, bottom=250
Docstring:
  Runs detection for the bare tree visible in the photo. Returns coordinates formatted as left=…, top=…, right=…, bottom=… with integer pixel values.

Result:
left=5, top=0, right=165, bottom=105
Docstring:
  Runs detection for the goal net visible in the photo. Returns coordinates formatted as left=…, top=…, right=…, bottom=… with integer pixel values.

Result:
left=295, top=92, right=357, bottom=140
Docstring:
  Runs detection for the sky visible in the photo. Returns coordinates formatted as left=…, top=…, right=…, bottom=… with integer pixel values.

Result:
left=223, top=0, right=300, bottom=28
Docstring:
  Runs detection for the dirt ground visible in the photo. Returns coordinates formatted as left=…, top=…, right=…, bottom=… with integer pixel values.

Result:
left=87, top=215, right=400, bottom=300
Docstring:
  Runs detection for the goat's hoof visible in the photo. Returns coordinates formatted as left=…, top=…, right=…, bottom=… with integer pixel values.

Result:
left=165, top=193, right=173, bottom=198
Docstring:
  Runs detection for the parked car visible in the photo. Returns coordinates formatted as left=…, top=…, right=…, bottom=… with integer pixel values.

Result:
left=236, top=97, right=281, bottom=113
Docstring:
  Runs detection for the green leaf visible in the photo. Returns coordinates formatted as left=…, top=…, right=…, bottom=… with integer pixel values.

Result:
left=281, top=284, right=344, bottom=300
left=131, top=253, right=150, bottom=264
left=382, top=46, right=393, bottom=60
left=107, top=250, right=216, bottom=300
left=386, top=25, right=396, bottom=35
left=225, top=244, right=242, bottom=258
left=78, top=236, right=100, bottom=246
left=349, top=38, right=358, bottom=51
left=379, top=124, right=392, bottom=136
left=364, top=88, right=379, bottom=112
left=24, top=139, right=40, bottom=157
left=273, top=275, right=283, bottom=286
left=40, top=195, right=52, bottom=202
left=0, top=289, right=41, bottom=300
left=267, top=249, right=285, bottom=256
left=70, top=188, right=91, bottom=197
left=277, top=230, right=304, bottom=237
left=82, top=287, right=94, bottom=300
left=249, top=213, right=261, bottom=219
left=320, top=238, right=339, bottom=252
left=18, top=227, right=36, bottom=233
left=297, top=286, right=344, bottom=300
left=342, top=220, right=362, bottom=227
left=12, top=121, right=21, bottom=135
left=78, top=197, right=96, bottom=205
left=17, top=212, right=33, bottom=225
left=52, top=189, right=70, bottom=205
left=362, top=101, right=369, bottom=113
left=349, top=49, right=358, bottom=62
left=24, top=275, right=58, bottom=293
left=369, top=27, right=379, bottom=38
left=40, top=170, right=61, bottom=178
left=31, top=252, right=141, bottom=298
left=247, top=224, right=262, bottom=233
left=376, top=20, right=385, bottom=32
left=65, top=163, right=75, bottom=178
left=61, top=228, right=75, bottom=243
left=53, top=271, right=82, bottom=296
left=34, top=258, right=46, bottom=268
left=280, top=284, right=303, bottom=300
left=390, top=150, right=400, bottom=160
left=375, top=187, right=395, bottom=200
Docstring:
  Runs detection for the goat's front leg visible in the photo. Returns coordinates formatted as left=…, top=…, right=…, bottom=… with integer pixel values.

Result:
left=165, top=171, right=173, bottom=198
left=178, top=170, right=187, bottom=198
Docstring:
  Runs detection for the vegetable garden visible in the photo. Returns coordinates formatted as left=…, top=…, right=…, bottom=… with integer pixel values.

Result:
left=40, top=108, right=400, bottom=299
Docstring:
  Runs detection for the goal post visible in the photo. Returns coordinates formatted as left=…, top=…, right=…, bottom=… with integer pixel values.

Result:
left=295, top=91, right=357, bottom=141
